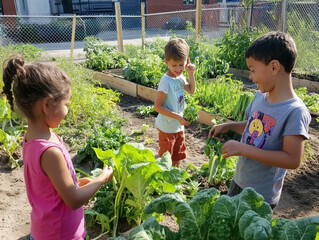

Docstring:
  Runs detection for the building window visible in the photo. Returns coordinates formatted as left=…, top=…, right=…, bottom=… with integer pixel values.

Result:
left=183, top=0, right=195, bottom=5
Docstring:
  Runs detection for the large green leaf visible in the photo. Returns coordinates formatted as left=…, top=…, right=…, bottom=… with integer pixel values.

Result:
left=144, top=193, right=201, bottom=240
left=209, top=187, right=272, bottom=239
left=272, top=216, right=319, bottom=240
left=125, top=162, right=162, bottom=207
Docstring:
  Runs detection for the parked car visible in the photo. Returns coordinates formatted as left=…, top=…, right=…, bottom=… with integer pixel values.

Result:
left=163, top=17, right=187, bottom=30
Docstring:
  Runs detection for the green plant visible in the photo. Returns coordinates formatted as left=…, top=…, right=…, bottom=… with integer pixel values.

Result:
left=56, top=60, right=123, bottom=149
left=93, top=144, right=188, bottom=237
left=232, top=92, right=254, bottom=121
left=194, top=75, right=244, bottom=119
left=295, top=87, right=319, bottom=113
left=84, top=37, right=128, bottom=70
left=114, top=186, right=319, bottom=240
left=184, top=95, right=201, bottom=123
left=217, top=27, right=260, bottom=70
left=78, top=124, right=131, bottom=168
left=136, top=105, right=157, bottom=117
left=123, top=54, right=166, bottom=88
left=0, top=128, right=22, bottom=168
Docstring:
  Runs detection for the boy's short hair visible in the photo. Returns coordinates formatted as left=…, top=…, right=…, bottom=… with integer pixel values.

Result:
left=165, top=38, right=189, bottom=61
left=245, top=31, right=297, bottom=73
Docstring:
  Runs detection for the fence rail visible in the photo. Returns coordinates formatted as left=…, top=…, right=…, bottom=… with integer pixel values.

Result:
left=0, top=0, right=318, bottom=74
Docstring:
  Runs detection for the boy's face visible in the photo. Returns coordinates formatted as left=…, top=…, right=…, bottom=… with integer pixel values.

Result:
left=164, top=58, right=187, bottom=78
left=246, top=57, right=275, bottom=93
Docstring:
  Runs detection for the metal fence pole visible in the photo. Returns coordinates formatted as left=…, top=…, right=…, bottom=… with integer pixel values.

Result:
left=247, top=3, right=253, bottom=30
left=141, top=2, right=145, bottom=49
left=281, top=0, right=287, bottom=32
left=70, top=14, right=76, bottom=59
left=196, top=0, right=202, bottom=41
left=115, top=2, right=124, bottom=52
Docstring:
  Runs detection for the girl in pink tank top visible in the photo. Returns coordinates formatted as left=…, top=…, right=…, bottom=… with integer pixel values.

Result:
left=2, top=55, right=113, bottom=240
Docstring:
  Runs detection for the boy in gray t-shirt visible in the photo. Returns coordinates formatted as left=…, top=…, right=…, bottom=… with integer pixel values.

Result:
left=208, top=31, right=311, bottom=208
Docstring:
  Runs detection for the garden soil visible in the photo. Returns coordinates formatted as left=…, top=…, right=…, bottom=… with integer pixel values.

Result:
left=0, top=93, right=318, bottom=240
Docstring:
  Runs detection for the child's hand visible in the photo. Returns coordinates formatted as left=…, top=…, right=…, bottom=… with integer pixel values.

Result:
left=208, top=123, right=228, bottom=138
left=78, top=178, right=92, bottom=187
left=98, top=165, right=113, bottom=184
left=222, top=140, right=243, bottom=158
left=185, top=58, right=195, bottom=74
left=179, top=116, right=191, bottom=126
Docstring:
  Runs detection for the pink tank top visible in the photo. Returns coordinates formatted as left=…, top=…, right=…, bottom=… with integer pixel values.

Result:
left=23, top=132, right=86, bottom=240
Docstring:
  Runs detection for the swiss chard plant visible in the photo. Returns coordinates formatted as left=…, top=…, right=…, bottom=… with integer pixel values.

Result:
left=92, top=144, right=189, bottom=237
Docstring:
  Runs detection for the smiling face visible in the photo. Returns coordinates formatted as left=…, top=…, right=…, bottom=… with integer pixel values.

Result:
left=246, top=57, right=275, bottom=93
left=165, top=58, right=187, bottom=78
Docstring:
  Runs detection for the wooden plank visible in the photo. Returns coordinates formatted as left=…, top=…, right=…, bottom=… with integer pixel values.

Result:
left=196, top=110, right=232, bottom=126
left=103, top=68, right=123, bottom=77
left=93, top=72, right=137, bottom=97
left=137, top=85, right=158, bottom=102
left=292, top=77, right=319, bottom=93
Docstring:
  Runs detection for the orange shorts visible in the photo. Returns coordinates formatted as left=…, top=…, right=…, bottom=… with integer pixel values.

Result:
left=158, top=129, right=186, bottom=166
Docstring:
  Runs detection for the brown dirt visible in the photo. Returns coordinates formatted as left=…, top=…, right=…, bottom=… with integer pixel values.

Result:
left=0, top=93, right=318, bottom=239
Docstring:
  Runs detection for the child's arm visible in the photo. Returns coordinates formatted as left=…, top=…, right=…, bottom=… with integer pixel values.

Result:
left=222, top=135, right=305, bottom=169
left=208, top=121, right=247, bottom=138
left=154, top=91, right=190, bottom=126
left=41, top=147, right=113, bottom=210
left=184, top=58, right=196, bottom=94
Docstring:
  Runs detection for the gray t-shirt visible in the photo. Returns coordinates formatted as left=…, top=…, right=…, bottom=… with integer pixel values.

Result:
left=234, top=91, right=311, bottom=204
left=155, top=74, right=188, bottom=133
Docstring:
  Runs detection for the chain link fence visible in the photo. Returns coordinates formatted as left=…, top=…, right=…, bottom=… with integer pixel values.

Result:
left=0, top=0, right=318, bottom=74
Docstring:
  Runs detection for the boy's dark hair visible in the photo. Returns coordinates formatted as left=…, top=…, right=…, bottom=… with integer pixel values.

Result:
left=2, top=54, right=71, bottom=120
left=165, top=38, right=189, bottom=61
left=245, top=31, right=297, bottom=73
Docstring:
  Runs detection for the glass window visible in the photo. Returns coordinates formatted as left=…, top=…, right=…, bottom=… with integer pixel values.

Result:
left=183, top=0, right=195, bottom=5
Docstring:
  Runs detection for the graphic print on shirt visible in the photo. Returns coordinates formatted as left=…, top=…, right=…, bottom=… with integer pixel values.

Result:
left=242, top=111, right=276, bottom=148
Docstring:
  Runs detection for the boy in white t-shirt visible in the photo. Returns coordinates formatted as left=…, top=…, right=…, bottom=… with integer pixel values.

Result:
left=154, top=38, right=196, bottom=166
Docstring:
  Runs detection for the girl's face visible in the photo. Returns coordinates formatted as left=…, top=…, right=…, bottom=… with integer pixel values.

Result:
left=165, top=58, right=187, bottom=78
left=246, top=57, right=275, bottom=93
left=45, top=89, right=71, bottom=129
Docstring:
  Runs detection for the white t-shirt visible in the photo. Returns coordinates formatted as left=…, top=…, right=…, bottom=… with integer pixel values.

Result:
left=155, top=74, right=188, bottom=133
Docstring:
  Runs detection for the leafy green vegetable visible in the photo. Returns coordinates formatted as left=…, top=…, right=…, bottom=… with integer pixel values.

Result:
left=93, top=144, right=186, bottom=237
left=136, top=105, right=157, bottom=117
left=184, top=95, right=201, bottom=123
left=272, top=216, right=319, bottom=240
left=205, top=138, right=222, bottom=182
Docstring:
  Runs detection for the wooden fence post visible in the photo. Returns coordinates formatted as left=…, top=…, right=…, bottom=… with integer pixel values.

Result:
left=196, top=0, right=202, bottom=41
left=70, top=14, right=76, bottom=59
left=115, top=2, right=124, bottom=52
left=141, top=2, right=145, bottom=49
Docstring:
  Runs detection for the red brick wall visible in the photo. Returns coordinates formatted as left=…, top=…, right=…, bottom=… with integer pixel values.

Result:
left=2, top=0, right=18, bottom=32
left=146, top=0, right=218, bottom=28
left=146, top=0, right=196, bottom=28
left=2, top=0, right=17, bottom=15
